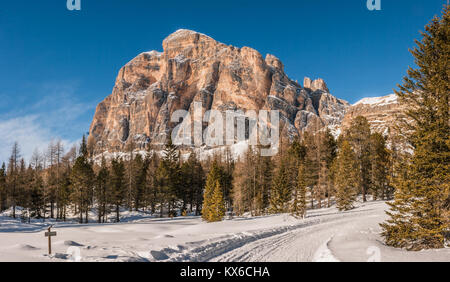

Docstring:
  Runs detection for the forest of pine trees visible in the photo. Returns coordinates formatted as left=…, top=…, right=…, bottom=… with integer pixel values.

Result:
left=0, top=116, right=394, bottom=224
left=0, top=6, right=447, bottom=251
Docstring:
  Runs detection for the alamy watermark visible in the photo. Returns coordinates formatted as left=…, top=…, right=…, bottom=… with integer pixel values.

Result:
left=67, top=0, right=81, bottom=11
left=170, top=102, right=280, bottom=157
left=367, top=0, right=381, bottom=11
left=366, top=246, right=381, bottom=262
left=67, top=1, right=381, bottom=12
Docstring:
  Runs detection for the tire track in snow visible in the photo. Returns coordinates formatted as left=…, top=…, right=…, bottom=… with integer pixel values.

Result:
left=164, top=207, right=373, bottom=262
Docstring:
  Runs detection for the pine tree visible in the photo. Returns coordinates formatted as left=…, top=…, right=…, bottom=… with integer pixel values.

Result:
left=29, top=165, right=44, bottom=219
left=381, top=6, right=450, bottom=250
left=269, top=162, right=290, bottom=213
left=145, top=153, right=160, bottom=215
left=256, top=148, right=274, bottom=215
left=369, top=133, right=390, bottom=200
left=96, top=157, right=109, bottom=223
left=303, top=132, right=319, bottom=209
left=133, top=154, right=148, bottom=211
left=70, top=137, right=95, bottom=223
left=161, top=139, right=181, bottom=217
left=70, top=153, right=95, bottom=224
left=125, top=139, right=136, bottom=211
left=202, top=161, right=223, bottom=221
left=334, top=140, right=359, bottom=211
left=180, top=153, right=205, bottom=215
left=109, top=158, right=126, bottom=222
left=347, top=116, right=372, bottom=202
left=209, top=181, right=225, bottom=222
left=320, top=129, right=337, bottom=208
left=232, top=147, right=256, bottom=215
left=292, top=163, right=307, bottom=218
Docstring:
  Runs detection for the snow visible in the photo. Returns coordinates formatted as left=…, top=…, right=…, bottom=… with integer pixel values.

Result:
left=312, top=237, right=340, bottom=262
left=164, top=29, right=213, bottom=44
left=1, top=201, right=449, bottom=262
left=354, top=94, right=398, bottom=107
left=143, top=50, right=162, bottom=57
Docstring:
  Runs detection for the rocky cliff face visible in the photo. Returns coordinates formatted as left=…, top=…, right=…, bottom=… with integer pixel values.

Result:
left=88, top=29, right=350, bottom=154
left=341, top=94, right=406, bottom=136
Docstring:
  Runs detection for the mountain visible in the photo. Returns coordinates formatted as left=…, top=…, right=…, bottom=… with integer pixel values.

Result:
left=88, top=29, right=350, bottom=155
left=340, top=94, right=405, bottom=136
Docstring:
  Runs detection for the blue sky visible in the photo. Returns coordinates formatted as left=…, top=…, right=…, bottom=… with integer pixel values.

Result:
left=0, top=0, right=446, bottom=162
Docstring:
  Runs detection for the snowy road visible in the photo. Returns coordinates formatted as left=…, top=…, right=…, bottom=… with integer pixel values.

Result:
left=1, top=201, right=449, bottom=262
left=211, top=202, right=381, bottom=262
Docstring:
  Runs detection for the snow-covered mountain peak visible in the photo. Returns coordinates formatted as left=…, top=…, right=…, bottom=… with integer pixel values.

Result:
left=353, top=94, right=398, bottom=107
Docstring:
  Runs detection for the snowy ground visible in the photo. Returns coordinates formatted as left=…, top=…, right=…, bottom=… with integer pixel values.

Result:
left=0, top=201, right=448, bottom=262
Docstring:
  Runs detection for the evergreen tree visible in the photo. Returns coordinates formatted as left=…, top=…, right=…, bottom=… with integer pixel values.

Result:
left=202, top=161, right=223, bottom=221
left=110, top=158, right=126, bottom=222
left=292, top=163, right=307, bottom=218
left=381, top=6, right=450, bottom=250
left=161, top=139, right=181, bottom=217
left=347, top=116, right=372, bottom=202
left=180, top=153, right=205, bottom=215
left=209, top=181, right=225, bottom=222
left=132, top=154, right=148, bottom=211
left=70, top=154, right=95, bottom=224
left=269, top=162, right=290, bottom=213
left=369, top=133, right=390, bottom=200
left=334, top=140, right=359, bottom=211
left=232, top=147, right=256, bottom=215
left=145, top=153, right=159, bottom=214
left=96, top=157, right=109, bottom=223
left=319, top=129, right=337, bottom=208
left=70, top=137, right=95, bottom=223
left=29, top=165, right=44, bottom=219
left=125, top=140, right=136, bottom=211
left=303, top=132, right=319, bottom=209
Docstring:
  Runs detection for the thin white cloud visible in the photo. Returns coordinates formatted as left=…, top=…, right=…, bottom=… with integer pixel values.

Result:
left=0, top=115, right=77, bottom=164
left=0, top=82, right=94, bottom=164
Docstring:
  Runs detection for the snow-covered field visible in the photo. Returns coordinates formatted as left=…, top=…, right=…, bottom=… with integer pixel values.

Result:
left=0, top=201, right=448, bottom=262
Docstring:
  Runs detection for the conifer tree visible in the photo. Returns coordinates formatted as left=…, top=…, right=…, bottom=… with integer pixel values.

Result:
left=180, top=153, right=205, bottom=215
left=269, top=162, right=290, bottom=213
left=70, top=145, right=95, bottom=224
left=303, top=132, right=319, bottom=209
left=292, top=163, right=307, bottom=218
left=110, top=158, right=126, bottom=222
left=160, top=139, right=181, bottom=217
left=347, top=116, right=372, bottom=202
left=369, top=133, right=390, bottom=200
left=133, top=154, right=148, bottom=211
left=232, top=147, right=256, bottom=215
left=96, top=157, right=109, bottom=223
left=320, top=129, right=337, bottom=208
left=334, top=140, right=359, bottom=211
left=202, top=161, right=223, bottom=221
left=145, top=153, right=159, bottom=214
left=381, top=6, right=450, bottom=250
left=29, top=165, right=44, bottom=219
left=209, top=181, right=225, bottom=222
left=256, top=148, right=274, bottom=215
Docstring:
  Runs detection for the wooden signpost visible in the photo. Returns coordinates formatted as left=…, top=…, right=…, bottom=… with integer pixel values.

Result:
left=44, top=225, right=57, bottom=255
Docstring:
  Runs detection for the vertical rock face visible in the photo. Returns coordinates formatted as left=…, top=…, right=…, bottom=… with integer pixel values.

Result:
left=341, top=94, right=406, bottom=136
left=88, top=29, right=351, bottom=154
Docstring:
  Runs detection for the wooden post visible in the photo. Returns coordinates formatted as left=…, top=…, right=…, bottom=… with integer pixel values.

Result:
left=45, top=225, right=57, bottom=255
